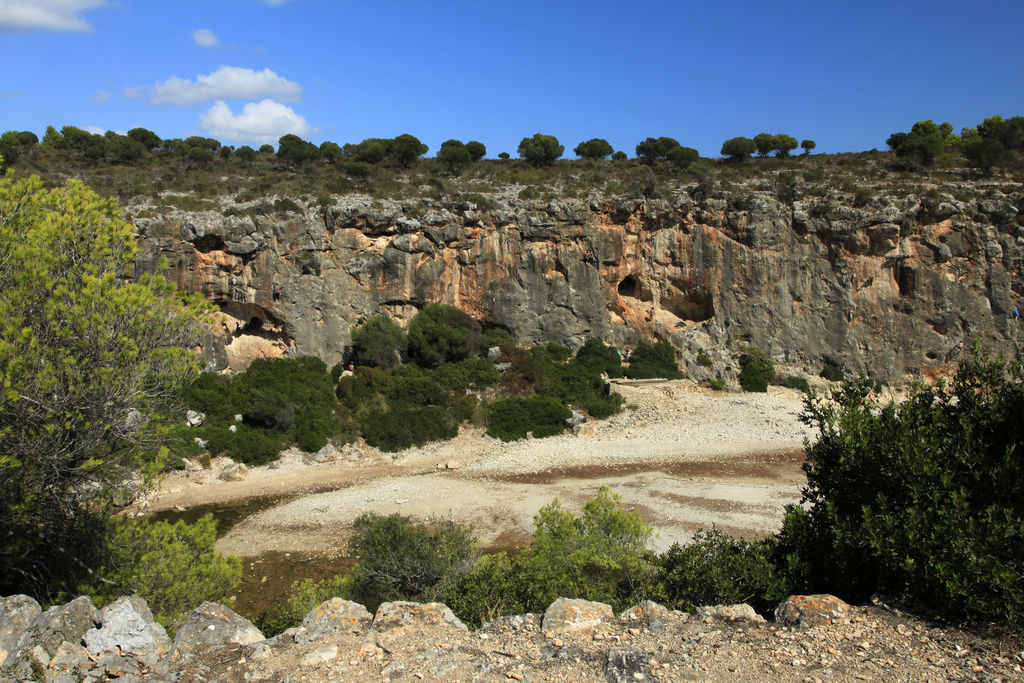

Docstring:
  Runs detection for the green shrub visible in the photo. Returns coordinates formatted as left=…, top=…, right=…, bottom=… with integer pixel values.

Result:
left=820, top=363, right=845, bottom=382
left=709, top=378, right=726, bottom=391
left=696, top=351, right=713, bottom=367
left=738, top=347, right=775, bottom=392
left=656, top=529, right=786, bottom=616
left=347, top=513, right=478, bottom=611
left=779, top=375, right=810, bottom=393
left=360, top=405, right=458, bottom=451
left=433, top=357, right=499, bottom=391
left=451, top=487, right=655, bottom=625
left=406, top=304, right=482, bottom=368
left=778, top=357, right=1024, bottom=627
left=204, top=424, right=284, bottom=465
left=486, top=396, right=571, bottom=441
left=625, top=342, right=682, bottom=379
left=574, top=338, right=624, bottom=378
left=89, top=515, right=241, bottom=631
left=350, top=315, right=406, bottom=369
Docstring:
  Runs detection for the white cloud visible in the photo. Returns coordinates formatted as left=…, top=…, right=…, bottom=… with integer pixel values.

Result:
left=88, top=89, right=110, bottom=102
left=0, top=0, right=106, bottom=33
left=191, top=28, right=218, bottom=48
left=123, top=85, right=146, bottom=100
left=82, top=125, right=106, bottom=135
left=150, top=66, right=301, bottom=106
left=263, top=0, right=292, bottom=6
left=199, top=99, right=310, bottom=145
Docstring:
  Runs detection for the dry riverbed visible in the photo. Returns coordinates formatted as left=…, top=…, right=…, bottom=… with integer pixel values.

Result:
left=150, top=381, right=817, bottom=561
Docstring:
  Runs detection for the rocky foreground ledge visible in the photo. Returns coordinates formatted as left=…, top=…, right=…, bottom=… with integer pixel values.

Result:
left=1, top=593, right=1020, bottom=682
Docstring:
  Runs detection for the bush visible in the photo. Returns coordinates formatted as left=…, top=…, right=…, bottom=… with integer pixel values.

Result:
left=738, top=347, right=775, bottom=392
left=486, top=396, right=571, bottom=441
left=347, top=513, right=478, bottom=611
left=779, top=375, right=810, bottom=393
left=820, top=363, right=845, bottom=382
left=778, top=357, right=1024, bottom=626
left=574, top=338, right=623, bottom=378
left=708, top=378, right=726, bottom=391
left=624, top=342, right=682, bottom=379
left=350, top=314, right=407, bottom=369
left=451, top=487, right=655, bottom=625
left=696, top=351, right=713, bottom=367
left=360, top=405, right=458, bottom=452
left=90, top=515, right=241, bottom=630
left=406, top=304, right=482, bottom=368
left=656, top=529, right=786, bottom=616
left=204, top=424, right=285, bottom=465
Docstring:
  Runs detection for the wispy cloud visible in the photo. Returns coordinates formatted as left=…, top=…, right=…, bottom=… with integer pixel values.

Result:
left=150, top=66, right=302, bottom=106
left=88, top=89, right=110, bottom=103
left=191, top=27, right=218, bottom=48
left=1, top=91, right=25, bottom=98
left=199, top=99, right=310, bottom=145
left=0, top=0, right=107, bottom=33
left=263, top=0, right=292, bottom=6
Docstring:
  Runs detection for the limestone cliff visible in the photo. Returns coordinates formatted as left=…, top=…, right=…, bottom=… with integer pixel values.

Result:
left=133, top=183, right=1024, bottom=379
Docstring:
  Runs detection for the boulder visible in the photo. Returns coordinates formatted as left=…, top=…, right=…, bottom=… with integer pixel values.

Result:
left=0, top=595, right=41, bottom=665
left=774, top=594, right=850, bottom=627
left=307, top=443, right=339, bottom=464
left=697, top=603, right=765, bottom=623
left=370, top=602, right=467, bottom=632
left=83, top=595, right=171, bottom=667
left=49, top=641, right=91, bottom=678
left=542, top=598, right=614, bottom=634
left=30, top=595, right=97, bottom=656
left=185, top=409, right=205, bottom=427
left=300, top=644, right=338, bottom=667
left=565, top=409, right=587, bottom=428
left=487, top=346, right=502, bottom=362
left=170, top=602, right=263, bottom=660
left=297, top=598, right=371, bottom=644
left=218, top=462, right=248, bottom=481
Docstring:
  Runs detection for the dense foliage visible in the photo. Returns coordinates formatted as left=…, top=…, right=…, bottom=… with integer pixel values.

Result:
left=185, top=356, right=345, bottom=464
left=346, top=513, right=479, bottom=611
left=517, top=133, right=564, bottom=167
left=89, top=515, right=241, bottom=630
left=0, top=172, right=210, bottom=599
left=738, top=346, right=776, bottom=392
left=623, top=342, right=682, bottom=379
left=778, top=357, right=1024, bottom=626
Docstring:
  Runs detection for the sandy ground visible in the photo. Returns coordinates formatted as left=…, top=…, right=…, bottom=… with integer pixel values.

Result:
left=149, top=380, right=817, bottom=560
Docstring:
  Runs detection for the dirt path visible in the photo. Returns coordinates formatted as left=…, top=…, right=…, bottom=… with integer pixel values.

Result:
left=149, top=381, right=817, bottom=558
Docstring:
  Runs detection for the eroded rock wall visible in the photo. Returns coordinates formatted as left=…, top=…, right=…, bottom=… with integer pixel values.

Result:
left=134, top=186, right=1024, bottom=379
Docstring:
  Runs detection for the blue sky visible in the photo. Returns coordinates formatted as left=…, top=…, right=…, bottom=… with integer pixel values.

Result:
left=2, top=0, right=1022, bottom=158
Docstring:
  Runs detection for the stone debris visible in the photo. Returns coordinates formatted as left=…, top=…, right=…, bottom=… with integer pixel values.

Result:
left=218, top=461, right=248, bottom=481
left=3, top=592, right=1022, bottom=682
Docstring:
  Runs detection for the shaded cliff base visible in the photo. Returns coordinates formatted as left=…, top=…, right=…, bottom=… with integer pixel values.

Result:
left=2, top=591, right=1021, bottom=682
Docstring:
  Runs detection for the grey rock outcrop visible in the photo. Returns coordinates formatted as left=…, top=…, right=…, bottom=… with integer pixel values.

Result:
left=170, top=601, right=263, bottom=661
left=83, top=595, right=170, bottom=667
left=543, top=597, right=614, bottom=633
left=135, top=185, right=1024, bottom=380
left=370, top=601, right=467, bottom=632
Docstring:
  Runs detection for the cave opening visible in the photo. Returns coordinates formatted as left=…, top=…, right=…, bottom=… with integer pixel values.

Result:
left=617, top=275, right=652, bottom=301
left=896, top=264, right=916, bottom=297
left=663, top=290, right=715, bottom=322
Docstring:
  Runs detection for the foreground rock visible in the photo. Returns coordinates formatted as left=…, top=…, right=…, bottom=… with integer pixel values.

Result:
left=2, top=593, right=1021, bottom=681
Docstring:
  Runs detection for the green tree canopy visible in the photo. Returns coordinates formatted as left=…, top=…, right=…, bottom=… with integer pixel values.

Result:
left=0, top=173, right=211, bottom=597
left=774, top=134, right=798, bottom=157
left=753, top=133, right=775, bottom=157
left=465, top=140, right=486, bottom=161
left=800, top=139, right=816, bottom=154
left=127, top=127, right=161, bottom=149
left=721, top=136, right=756, bottom=161
left=635, top=136, right=682, bottom=161
left=887, top=120, right=946, bottom=166
left=517, top=133, right=564, bottom=166
left=277, top=133, right=320, bottom=166
left=574, top=138, right=614, bottom=160
left=437, top=139, right=473, bottom=173
left=389, top=133, right=428, bottom=167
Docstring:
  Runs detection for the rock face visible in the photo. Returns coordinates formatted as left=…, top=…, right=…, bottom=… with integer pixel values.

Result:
left=134, top=186, right=1024, bottom=379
